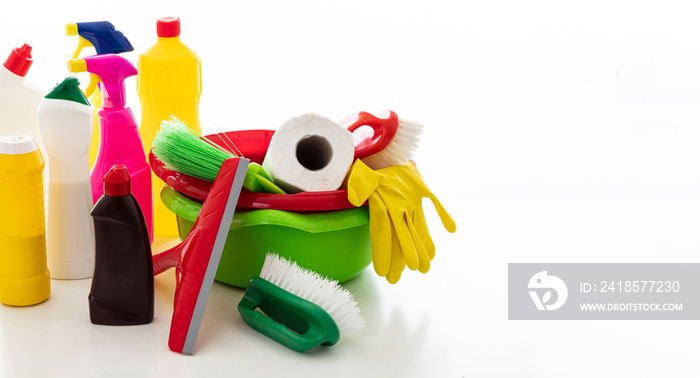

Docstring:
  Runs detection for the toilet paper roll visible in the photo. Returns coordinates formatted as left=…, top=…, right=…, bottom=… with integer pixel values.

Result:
left=263, top=113, right=355, bottom=193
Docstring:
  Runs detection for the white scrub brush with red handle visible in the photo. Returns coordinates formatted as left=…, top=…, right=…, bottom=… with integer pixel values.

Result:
left=343, top=110, right=423, bottom=170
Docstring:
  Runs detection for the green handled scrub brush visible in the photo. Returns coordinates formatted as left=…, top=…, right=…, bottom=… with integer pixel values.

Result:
left=238, top=253, right=364, bottom=352
left=151, top=117, right=285, bottom=194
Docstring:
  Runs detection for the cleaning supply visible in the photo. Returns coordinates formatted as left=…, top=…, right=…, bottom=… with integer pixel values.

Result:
left=138, top=16, right=203, bottom=237
left=0, top=44, right=48, bottom=194
left=0, top=134, right=51, bottom=306
left=152, top=157, right=249, bottom=354
left=66, top=21, right=134, bottom=59
left=243, top=163, right=286, bottom=194
left=262, top=113, right=355, bottom=193
left=238, top=253, right=364, bottom=352
left=343, top=110, right=423, bottom=170
left=346, top=160, right=456, bottom=283
left=0, top=44, right=44, bottom=143
left=65, top=21, right=134, bottom=169
left=149, top=129, right=356, bottom=210
left=68, top=53, right=153, bottom=241
left=151, top=117, right=285, bottom=194
left=161, top=184, right=371, bottom=288
left=89, top=165, right=153, bottom=325
left=37, top=77, right=94, bottom=279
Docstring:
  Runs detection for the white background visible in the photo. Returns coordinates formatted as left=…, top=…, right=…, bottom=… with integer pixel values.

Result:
left=2, top=1, right=700, bottom=377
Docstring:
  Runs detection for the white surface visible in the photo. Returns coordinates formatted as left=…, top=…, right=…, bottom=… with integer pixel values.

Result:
left=2, top=1, right=700, bottom=377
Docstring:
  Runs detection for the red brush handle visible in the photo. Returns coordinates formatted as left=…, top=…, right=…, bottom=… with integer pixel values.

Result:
left=344, top=110, right=399, bottom=159
left=149, top=150, right=212, bottom=200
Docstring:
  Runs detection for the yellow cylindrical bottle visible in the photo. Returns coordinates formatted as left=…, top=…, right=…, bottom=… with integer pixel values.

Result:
left=137, top=17, right=202, bottom=238
left=0, top=134, right=51, bottom=306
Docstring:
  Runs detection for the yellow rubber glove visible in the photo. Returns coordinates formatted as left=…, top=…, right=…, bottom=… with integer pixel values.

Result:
left=347, top=160, right=456, bottom=283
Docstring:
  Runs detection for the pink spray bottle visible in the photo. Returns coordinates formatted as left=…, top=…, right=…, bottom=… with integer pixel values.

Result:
left=68, top=54, right=153, bottom=241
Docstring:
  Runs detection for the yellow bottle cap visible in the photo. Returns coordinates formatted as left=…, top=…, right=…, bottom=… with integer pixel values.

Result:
left=65, top=23, right=78, bottom=36
left=67, top=59, right=87, bottom=73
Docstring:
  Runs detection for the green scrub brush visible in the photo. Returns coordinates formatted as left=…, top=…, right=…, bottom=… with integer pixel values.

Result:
left=238, top=253, right=364, bottom=352
left=151, top=117, right=285, bottom=194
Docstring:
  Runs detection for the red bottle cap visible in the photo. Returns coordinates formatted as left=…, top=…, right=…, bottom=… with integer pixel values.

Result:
left=104, top=165, right=131, bottom=197
left=4, top=44, right=33, bottom=77
left=157, top=17, right=181, bottom=38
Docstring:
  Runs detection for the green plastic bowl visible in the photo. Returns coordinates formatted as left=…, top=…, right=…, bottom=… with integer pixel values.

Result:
left=161, top=185, right=372, bottom=288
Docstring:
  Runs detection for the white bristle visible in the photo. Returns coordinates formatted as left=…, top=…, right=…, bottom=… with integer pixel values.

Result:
left=362, top=117, right=423, bottom=170
left=259, top=253, right=365, bottom=333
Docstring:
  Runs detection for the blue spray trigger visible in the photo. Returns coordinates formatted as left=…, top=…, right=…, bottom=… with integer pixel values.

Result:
left=76, top=21, right=134, bottom=55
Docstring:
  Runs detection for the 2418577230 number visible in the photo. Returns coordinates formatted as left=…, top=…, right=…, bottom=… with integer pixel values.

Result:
left=599, top=280, right=680, bottom=293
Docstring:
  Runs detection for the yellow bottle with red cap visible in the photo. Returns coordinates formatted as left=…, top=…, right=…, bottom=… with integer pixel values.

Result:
left=137, top=17, right=202, bottom=238
left=0, top=134, right=51, bottom=306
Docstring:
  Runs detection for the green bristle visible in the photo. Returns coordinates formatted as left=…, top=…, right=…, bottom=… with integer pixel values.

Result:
left=152, top=117, right=236, bottom=182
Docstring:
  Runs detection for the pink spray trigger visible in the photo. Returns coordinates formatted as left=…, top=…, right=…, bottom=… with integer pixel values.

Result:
left=82, top=54, right=136, bottom=108
left=343, top=110, right=399, bottom=160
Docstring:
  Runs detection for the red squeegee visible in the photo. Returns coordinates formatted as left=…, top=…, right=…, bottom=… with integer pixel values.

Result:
left=152, top=157, right=249, bottom=355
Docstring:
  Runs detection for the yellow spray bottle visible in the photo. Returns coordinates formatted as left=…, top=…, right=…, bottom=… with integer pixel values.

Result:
left=137, top=17, right=202, bottom=237
left=65, top=21, right=134, bottom=169
left=0, top=134, right=51, bottom=306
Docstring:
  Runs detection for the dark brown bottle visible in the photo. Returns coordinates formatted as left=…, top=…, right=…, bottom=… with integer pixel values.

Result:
left=89, top=164, right=154, bottom=325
